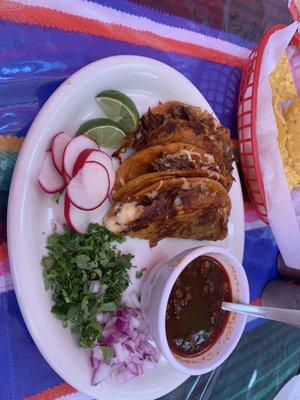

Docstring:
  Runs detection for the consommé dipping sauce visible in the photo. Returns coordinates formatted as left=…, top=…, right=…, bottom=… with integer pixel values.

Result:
left=166, top=256, right=232, bottom=357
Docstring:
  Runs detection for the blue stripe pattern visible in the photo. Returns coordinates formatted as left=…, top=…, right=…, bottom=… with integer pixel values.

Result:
left=243, top=226, right=279, bottom=302
left=0, top=20, right=241, bottom=138
left=0, top=291, right=63, bottom=399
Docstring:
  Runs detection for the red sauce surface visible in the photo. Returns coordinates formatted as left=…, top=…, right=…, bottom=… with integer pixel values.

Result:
left=166, top=256, right=232, bottom=357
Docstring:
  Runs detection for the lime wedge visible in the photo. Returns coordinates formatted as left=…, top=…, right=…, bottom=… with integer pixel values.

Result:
left=96, top=90, right=139, bottom=133
left=76, top=118, right=126, bottom=148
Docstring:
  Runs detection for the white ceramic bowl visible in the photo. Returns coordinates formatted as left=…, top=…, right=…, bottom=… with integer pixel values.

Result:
left=141, top=246, right=249, bottom=375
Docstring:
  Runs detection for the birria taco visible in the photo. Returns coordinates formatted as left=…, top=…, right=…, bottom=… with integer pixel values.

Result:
left=115, top=101, right=234, bottom=190
left=104, top=177, right=231, bottom=245
left=113, top=142, right=229, bottom=200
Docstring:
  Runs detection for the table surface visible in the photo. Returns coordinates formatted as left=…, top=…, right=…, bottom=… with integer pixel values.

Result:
left=1, top=1, right=300, bottom=399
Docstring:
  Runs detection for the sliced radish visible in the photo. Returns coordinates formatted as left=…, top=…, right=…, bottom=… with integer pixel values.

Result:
left=52, top=133, right=72, bottom=174
left=63, top=136, right=99, bottom=179
left=63, top=170, right=71, bottom=184
left=86, top=151, right=115, bottom=191
left=64, top=194, right=110, bottom=233
left=73, top=149, right=115, bottom=191
left=67, top=161, right=110, bottom=211
left=72, top=148, right=95, bottom=176
left=38, top=150, right=65, bottom=194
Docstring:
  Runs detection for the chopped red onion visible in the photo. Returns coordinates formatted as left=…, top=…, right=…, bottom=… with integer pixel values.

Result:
left=103, top=334, right=116, bottom=347
left=115, top=317, right=126, bottom=333
left=96, top=312, right=109, bottom=324
left=115, top=309, right=126, bottom=318
left=115, top=368, right=136, bottom=384
left=127, top=362, right=139, bottom=376
left=92, top=345, right=104, bottom=361
left=131, top=316, right=140, bottom=330
left=113, top=342, right=130, bottom=363
left=122, top=291, right=141, bottom=309
left=91, top=355, right=100, bottom=369
left=89, top=280, right=106, bottom=295
left=124, top=342, right=134, bottom=353
left=143, top=358, right=157, bottom=372
left=91, top=307, right=159, bottom=385
left=91, top=363, right=111, bottom=385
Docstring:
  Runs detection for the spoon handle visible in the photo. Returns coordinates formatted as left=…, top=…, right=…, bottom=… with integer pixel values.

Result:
left=222, top=302, right=300, bottom=327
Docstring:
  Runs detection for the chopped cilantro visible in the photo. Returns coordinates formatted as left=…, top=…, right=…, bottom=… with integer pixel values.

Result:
left=135, top=268, right=147, bottom=279
left=52, top=192, right=62, bottom=204
left=101, top=346, right=115, bottom=364
left=42, top=224, right=133, bottom=348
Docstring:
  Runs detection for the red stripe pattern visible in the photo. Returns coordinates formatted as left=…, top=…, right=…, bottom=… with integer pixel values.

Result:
left=23, top=383, right=76, bottom=400
left=0, top=1, right=246, bottom=68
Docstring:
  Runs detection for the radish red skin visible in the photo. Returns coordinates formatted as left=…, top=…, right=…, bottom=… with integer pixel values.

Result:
left=67, top=161, right=110, bottom=211
left=72, top=148, right=95, bottom=176
left=72, top=149, right=112, bottom=176
left=52, top=133, right=72, bottom=175
left=64, top=193, right=110, bottom=233
left=64, top=194, right=81, bottom=233
left=38, top=179, right=65, bottom=194
left=63, top=136, right=99, bottom=179
left=72, top=149, right=115, bottom=191
left=63, top=170, right=71, bottom=184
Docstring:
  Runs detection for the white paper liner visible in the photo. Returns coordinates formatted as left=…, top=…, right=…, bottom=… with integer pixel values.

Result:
left=256, top=22, right=300, bottom=268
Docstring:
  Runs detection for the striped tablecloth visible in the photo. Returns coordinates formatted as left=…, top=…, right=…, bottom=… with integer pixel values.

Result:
left=1, top=1, right=300, bottom=399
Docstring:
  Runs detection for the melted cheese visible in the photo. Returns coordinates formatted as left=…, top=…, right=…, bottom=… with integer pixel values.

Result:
left=104, top=202, right=144, bottom=233
left=103, top=215, right=122, bottom=233
left=116, top=202, right=143, bottom=225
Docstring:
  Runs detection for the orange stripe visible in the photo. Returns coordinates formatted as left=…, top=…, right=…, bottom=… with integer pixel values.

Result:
left=23, top=383, right=76, bottom=400
left=0, top=1, right=246, bottom=68
left=0, top=135, right=24, bottom=152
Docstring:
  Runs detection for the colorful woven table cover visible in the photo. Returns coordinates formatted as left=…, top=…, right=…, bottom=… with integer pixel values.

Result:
left=1, top=1, right=299, bottom=399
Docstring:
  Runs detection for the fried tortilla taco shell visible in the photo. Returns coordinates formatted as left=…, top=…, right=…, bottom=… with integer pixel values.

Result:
left=114, top=169, right=226, bottom=201
left=115, top=102, right=234, bottom=188
left=114, top=142, right=227, bottom=194
left=104, top=177, right=231, bottom=244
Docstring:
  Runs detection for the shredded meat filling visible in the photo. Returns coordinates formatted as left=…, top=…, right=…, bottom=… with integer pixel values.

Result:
left=151, top=152, right=196, bottom=171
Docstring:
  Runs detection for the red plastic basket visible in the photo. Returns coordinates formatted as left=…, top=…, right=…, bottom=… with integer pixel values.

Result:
left=238, top=24, right=286, bottom=224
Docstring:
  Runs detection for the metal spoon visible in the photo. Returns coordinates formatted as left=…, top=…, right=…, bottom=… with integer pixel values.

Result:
left=222, top=302, right=300, bottom=327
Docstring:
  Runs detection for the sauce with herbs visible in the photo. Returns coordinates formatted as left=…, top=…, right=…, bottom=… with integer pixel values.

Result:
left=166, top=256, right=231, bottom=357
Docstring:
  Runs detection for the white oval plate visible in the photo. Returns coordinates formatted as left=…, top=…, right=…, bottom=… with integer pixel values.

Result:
left=7, top=56, right=244, bottom=400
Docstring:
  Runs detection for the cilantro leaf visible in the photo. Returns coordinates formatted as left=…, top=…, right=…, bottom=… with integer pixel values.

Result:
left=101, top=301, right=117, bottom=312
left=101, top=346, right=115, bottom=364
left=135, top=268, right=147, bottom=279
left=52, top=192, right=62, bottom=204
left=42, top=224, right=133, bottom=348
left=75, top=254, right=91, bottom=269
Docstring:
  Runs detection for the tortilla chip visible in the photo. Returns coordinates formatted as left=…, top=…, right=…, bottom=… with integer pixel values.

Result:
left=269, top=52, right=298, bottom=189
left=269, top=52, right=297, bottom=101
left=283, top=99, right=300, bottom=189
